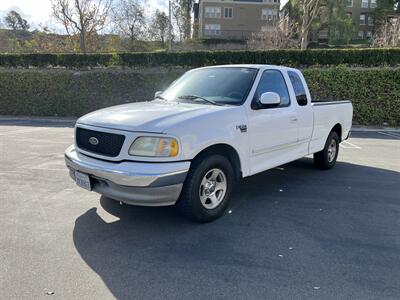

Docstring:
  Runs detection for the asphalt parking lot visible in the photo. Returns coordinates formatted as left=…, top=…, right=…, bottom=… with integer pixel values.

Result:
left=0, top=119, right=399, bottom=300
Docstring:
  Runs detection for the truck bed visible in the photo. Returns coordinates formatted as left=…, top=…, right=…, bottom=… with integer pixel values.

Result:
left=309, top=100, right=353, bottom=154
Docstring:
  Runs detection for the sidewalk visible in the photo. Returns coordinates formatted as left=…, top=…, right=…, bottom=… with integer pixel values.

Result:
left=351, top=125, right=400, bottom=132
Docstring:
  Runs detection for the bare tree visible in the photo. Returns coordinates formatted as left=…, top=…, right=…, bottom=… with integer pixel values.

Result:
left=389, top=17, right=400, bottom=47
left=112, top=0, right=147, bottom=44
left=299, top=0, right=321, bottom=50
left=169, top=0, right=192, bottom=41
left=171, top=0, right=185, bottom=41
left=151, top=10, right=169, bottom=48
left=247, top=20, right=299, bottom=50
left=51, top=0, right=112, bottom=53
left=372, top=16, right=400, bottom=48
left=181, top=0, right=192, bottom=40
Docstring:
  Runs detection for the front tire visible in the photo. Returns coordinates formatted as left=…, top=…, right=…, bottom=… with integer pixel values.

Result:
left=177, top=154, right=234, bottom=222
left=314, top=131, right=340, bottom=170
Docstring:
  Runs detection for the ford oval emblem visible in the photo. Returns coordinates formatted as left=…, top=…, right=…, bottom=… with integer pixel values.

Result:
left=89, top=137, right=99, bottom=145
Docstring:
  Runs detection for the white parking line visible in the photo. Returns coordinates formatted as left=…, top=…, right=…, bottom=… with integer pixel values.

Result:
left=340, top=144, right=352, bottom=149
left=378, top=131, right=400, bottom=139
left=341, top=140, right=361, bottom=149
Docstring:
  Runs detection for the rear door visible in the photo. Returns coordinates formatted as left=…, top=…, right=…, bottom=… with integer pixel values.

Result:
left=247, top=69, right=300, bottom=175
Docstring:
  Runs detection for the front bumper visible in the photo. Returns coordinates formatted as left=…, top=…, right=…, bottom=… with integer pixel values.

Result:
left=65, top=145, right=190, bottom=206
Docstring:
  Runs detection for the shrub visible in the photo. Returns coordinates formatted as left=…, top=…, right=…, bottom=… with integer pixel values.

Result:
left=303, top=67, right=400, bottom=126
left=0, top=48, right=399, bottom=68
left=0, top=67, right=399, bottom=126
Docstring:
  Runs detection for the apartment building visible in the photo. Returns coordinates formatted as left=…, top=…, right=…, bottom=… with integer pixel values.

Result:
left=195, top=0, right=281, bottom=39
left=281, top=0, right=382, bottom=42
left=346, top=0, right=377, bottom=40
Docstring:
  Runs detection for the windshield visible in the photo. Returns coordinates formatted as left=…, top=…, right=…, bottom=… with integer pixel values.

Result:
left=161, top=67, right=258, bottom=106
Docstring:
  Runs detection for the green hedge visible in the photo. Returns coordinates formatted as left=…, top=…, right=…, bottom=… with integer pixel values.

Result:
left=0, top=67, right=399, bottom=126
left=0, top=69, right=182, bottom=117
left=0, top=48, right=400, bottom=68
left=303, top=67, right=400, bottom=126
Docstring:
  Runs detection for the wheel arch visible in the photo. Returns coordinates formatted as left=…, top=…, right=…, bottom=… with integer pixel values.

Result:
left=331, top=123, right=343, bottom=141
left=191, top=143, right=243, bottom=179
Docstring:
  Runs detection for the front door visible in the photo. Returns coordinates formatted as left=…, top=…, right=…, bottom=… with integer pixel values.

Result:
left=247, top=69, right=299, bottom=175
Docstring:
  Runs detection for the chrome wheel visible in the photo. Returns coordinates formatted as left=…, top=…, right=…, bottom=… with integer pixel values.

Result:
left=327, top=139, right=337, bottom=162
left=199, top=168, right=227, bottom=210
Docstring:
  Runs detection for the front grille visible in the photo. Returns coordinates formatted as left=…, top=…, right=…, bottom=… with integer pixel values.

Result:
left=76, top=127, right=125, bottom=157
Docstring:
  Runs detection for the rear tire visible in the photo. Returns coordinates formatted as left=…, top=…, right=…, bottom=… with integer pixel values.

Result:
left=177, top=154, right=234, bottom=223
left=314, top=131, right=340, bottom=170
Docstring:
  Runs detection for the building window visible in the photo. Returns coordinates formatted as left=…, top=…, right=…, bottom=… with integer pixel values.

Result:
left=205, top=7, right=221, bottom=18
left=360, top=14, right=366, bottom=25
left=347, top=0, right=353, bottom=7
left=361, top=0, right=369, bottom=8
left=262, top=8, right=278, bottom=20
left=368, top=16, right=374, bottom=26
left=358, top=31, right=364, bottom=39
left=370, top=0, right=377, bottom=8
left=262, top=0, right=279, bottom=3
left=224, top=7, right=233, bottom=18
left=205, top=24, right=221, bottom=35
left=261, top=25, right=273, bottom=32
left=366, top=31, right=372, bottom=38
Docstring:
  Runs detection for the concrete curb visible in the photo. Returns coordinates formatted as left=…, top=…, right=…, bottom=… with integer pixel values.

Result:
left=0, top=116, right=399, bottom=132
left=351, top=127, right=400, bottom=132
left=0, top=116, right=77, bottom=123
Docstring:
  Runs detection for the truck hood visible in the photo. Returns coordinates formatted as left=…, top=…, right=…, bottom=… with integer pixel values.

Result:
left=77, top=100, right=233, bottom=133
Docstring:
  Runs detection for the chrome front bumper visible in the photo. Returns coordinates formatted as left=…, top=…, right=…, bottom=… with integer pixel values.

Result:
left=65, top=145, right=190, bottom=206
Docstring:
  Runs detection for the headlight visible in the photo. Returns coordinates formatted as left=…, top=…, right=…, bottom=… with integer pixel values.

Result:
left=128, top=137, right=179, bottom=157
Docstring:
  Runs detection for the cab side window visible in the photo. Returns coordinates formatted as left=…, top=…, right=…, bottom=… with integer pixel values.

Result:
left=288, top=71, right=308, bottom=106
left=253, top=70, right=290, bottom=109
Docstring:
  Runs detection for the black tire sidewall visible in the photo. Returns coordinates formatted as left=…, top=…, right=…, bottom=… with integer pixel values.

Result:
left=179, top=154, right=234, bottom=222
left=324, top=132, right=339, bottom=168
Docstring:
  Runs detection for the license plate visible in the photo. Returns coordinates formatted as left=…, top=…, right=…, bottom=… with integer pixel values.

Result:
left=75, top=171, right=91, bottom=191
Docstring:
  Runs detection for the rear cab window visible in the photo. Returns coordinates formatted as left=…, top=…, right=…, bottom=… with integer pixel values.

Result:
left=288, top=71, right=308, bottom=106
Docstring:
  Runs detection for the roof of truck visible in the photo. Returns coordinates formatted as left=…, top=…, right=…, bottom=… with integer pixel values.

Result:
left=196, top=64, right=300, bottom=72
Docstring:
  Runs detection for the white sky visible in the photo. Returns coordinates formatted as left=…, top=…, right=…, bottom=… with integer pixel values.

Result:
left=0, top=0, right=288, bottom=31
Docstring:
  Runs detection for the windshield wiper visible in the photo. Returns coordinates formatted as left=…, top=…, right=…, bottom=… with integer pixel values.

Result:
left=178, top=95, right=220, bottom=106
left=155, top=95, right=168, bottom=101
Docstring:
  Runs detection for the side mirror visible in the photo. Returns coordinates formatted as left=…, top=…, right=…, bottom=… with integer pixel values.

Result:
left=259, top=92, right=281, bottom=106
left=154, top=91, right=163, bottom=98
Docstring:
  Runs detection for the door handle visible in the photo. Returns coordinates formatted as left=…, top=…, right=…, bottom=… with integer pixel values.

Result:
left=290, top=116, right=298, bottom=123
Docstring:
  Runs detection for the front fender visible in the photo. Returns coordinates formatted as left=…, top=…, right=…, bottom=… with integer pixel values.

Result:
left=173, top=108, right=250, bottom=177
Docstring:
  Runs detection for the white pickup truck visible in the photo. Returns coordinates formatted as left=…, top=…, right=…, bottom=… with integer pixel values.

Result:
left=65, top=65, right=353, bottom=222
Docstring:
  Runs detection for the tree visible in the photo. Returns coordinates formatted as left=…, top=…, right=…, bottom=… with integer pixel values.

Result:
left=374, top=0, right=400, bottom=26
left=169, top=0, right=192, bottom=41
left=372, top=16, right=400, bottom=47
left=4, top=10, right=30, bottom=31
left=171, top=1, right=183, bottom=41
left=151, top=10, right=169, bottom=48
left=112, top=0, right=147, bottom=44
left=314, top=0, right=353, bottom=45
left=247, top=20, right=299, bottom=49
left=372, top=0, right=400, bottom=47
left=299, top=0, right=322, bottom=49
left=51, top=0, right=112, bottom=53
left=181, top=0, right=192, bottom=39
